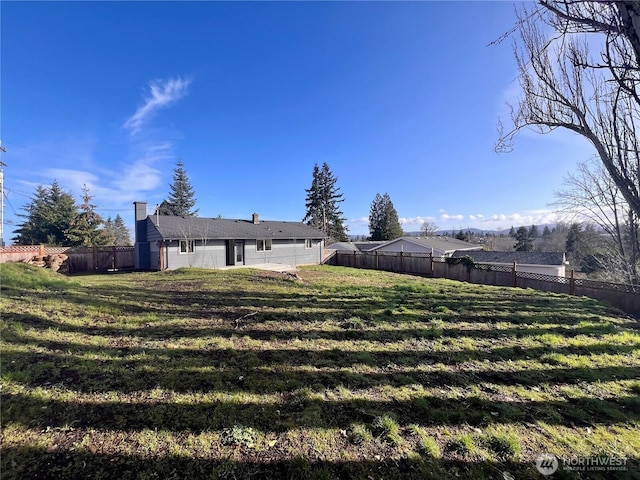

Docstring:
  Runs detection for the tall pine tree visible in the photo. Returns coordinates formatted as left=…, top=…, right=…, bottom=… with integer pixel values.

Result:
left=514, top=226, right=534, bottom=251
left=303, top=163, right=348, bottom=242
left=368, top=193, right=403, bottom=241
left=103, top=214, right=132, bottom=246
left=67, top=185, right=110, bottom=247
left=157, top=160, right=198, bottom=217
left=13, top=181, right=77, bottom=246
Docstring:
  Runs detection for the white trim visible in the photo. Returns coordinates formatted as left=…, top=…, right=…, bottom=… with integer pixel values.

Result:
left=179, top=239, right=195, bottom=254
left=257, top=239, right=272, bottom=251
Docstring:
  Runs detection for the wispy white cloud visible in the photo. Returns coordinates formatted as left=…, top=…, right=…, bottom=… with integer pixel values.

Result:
left=398, top=216, right=438, bottom=231
left=471, top=209, right=561, bottom=231
left=123, top=77, right=192, bottom=135
left=44, top=169, right=100, bottom=192
left=440, top=213, right=464, bottom=222
left=4, top=79, right=191, bottom=240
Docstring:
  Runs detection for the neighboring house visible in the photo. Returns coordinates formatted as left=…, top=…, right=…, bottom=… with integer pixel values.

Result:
left=451, top=250, right=568, bottom=277
left=326, top=241, right=387, bottom=252
left=133, top=202, right=326, bottom=270
left=369, top=236, right=482, bottom=258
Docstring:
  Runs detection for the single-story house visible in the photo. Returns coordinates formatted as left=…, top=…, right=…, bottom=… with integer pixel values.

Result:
left=326, top=241, right=388, bottom=252
left=133, top=202, right=326, bottom=270
left=368, top=236, right=482, bottom=258
left=450, top=250, right=568, bottom=277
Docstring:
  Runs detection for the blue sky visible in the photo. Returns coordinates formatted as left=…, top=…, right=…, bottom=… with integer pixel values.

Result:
left=1, top=1, right=596, bottom=242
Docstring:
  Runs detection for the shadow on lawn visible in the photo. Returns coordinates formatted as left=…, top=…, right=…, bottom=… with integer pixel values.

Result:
left=3, top=309, right=624, bottom=342
left=3, top=319, right=637, bottom=365
left=3, top=321, right=640, bottom=397
left=2, top=445, right=638, bottom=480
left=3, top=267, right=640, bottom=479
left=4, top=388, right=640, bottom=432
left=3, top=272, right=620, bottom=327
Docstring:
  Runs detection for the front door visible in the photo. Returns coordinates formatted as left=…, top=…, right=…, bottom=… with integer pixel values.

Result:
left=234, top=240, right=244, bottom=265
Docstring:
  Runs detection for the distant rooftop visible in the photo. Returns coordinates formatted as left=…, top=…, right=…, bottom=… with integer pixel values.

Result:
left=367, top=236, right=482, bottom=253
left=326, top=241, right=387, bottom=252
left=451, top=250, right=566, bottom=266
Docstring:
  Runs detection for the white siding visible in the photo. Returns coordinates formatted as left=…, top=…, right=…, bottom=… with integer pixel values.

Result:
left=375, top=239, right=431, bottom=254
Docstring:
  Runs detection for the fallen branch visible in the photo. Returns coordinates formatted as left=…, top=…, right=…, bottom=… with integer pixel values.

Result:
left=235, top=311, right=258, bottom=329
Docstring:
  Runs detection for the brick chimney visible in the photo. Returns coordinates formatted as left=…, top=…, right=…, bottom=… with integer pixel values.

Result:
left=252, top=213, right=259, bottom=224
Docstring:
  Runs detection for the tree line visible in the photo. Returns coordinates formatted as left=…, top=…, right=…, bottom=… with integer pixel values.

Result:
left=13, top=182, right=131, bottom=247
left=12, top=160, right=199, bottom=247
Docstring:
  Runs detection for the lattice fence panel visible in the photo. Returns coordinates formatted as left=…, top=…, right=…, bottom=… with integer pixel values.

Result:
left=575, top=278, right=640, bottom=294
left=472, top=263, right=513, bottom=274
left=516, top=271, right=570, bottom=285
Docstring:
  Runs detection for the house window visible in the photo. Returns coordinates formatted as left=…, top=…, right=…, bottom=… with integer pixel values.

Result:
left=257, top=239, right=272, bottom=251
left=305, top=239, right=313, bottom=249
left=179, top=240, right=195, bottom=254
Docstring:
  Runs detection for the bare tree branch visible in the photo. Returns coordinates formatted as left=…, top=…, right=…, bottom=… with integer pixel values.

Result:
left=497, top=2, right=640, bottom=224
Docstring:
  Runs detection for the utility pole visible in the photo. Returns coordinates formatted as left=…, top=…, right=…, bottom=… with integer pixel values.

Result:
left=0, top=141, right=6, bottom=246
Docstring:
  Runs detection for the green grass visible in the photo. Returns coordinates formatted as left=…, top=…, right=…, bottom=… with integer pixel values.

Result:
left=1, top=262, right=639, bottom=479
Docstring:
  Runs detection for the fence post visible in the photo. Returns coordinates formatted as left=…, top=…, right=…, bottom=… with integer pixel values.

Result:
left=375, top=250, right=379, bottom=270
left=400, top=251, right=404, bottom=272
left=112, top=245, right=117, bottom=270
left=430, top=254, right=434, bottom=276
left=569, top=269, right=576, bottom=295
left=93, top=246, right=98, bottom=271
left=512, top=262, right=517, bottom=287
left=39, top=244, right=45, bottom=258
left=353, top=250, right=357, bottom=268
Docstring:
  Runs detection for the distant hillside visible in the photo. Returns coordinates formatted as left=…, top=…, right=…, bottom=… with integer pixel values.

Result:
left=405, top=224, right=559, bottom=237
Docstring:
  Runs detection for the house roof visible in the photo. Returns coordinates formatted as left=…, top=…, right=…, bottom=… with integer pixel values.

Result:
left=327, top=241, right=388, bottom=252
left=370, top=236, right=482, bottom=253
left=451, top=250, right=566, bottom=266
left=148, top=215, right=327, bottom=240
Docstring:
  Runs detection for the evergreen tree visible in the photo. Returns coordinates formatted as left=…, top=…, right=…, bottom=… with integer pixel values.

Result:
left=508, top=226, right=516, bottom=238
left=528, top=224, right=539, bottom=238
left=155, top=200, right=171, bottom=216
left=455, top=230, right=469, bottom=241
left=13, top=181, right=77, bottom=245
left=514, top=226, right=534, bottom=251
left=158, top=160, right=198, bottom=217
left=303, top=163, right=348, bottom=242
left=67, top=185, right=109, bottom=247
left=565, top=223, right=607, bottom=274
left=542, top=225, right=552, bottom=240
left=565, top=223, right=583, bottom=257
left=104, top=215, right=132, bottom=246
left=368, top=193, right=403, bottom=241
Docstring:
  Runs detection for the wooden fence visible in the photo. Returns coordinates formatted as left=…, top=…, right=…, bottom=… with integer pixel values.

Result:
left=325, top=250, right=640, bottom=317
left=0, top=245, right=135, bottom=273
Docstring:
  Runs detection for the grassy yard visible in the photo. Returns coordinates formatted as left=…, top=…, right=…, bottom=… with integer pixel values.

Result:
left=1, top=263, right=639, bottom=479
